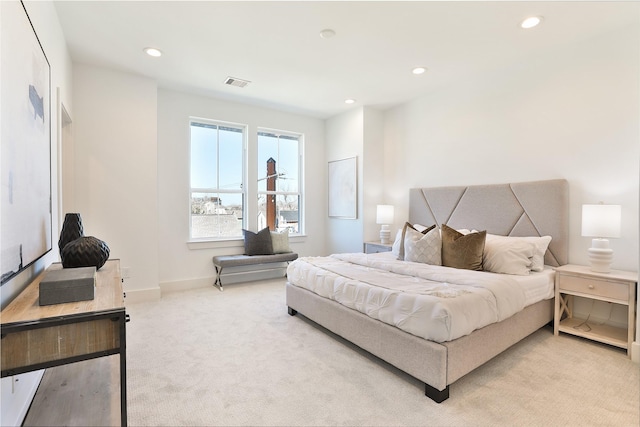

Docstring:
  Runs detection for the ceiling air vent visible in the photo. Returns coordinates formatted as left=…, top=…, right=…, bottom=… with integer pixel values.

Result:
left=224, top=77, right=251, bottom=88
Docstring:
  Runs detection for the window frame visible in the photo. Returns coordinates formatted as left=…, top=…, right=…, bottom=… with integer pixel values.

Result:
left=256, top=128, right=304, bottom=236
left=188, top=117, right=247, bottom=241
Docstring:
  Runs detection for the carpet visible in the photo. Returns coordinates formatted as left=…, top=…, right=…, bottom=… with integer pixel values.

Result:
left=125, top=279, right=639, bottom=426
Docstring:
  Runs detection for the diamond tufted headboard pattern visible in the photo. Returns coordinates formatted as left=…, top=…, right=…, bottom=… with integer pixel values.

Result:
left=409, top=179, right=569, bottom=267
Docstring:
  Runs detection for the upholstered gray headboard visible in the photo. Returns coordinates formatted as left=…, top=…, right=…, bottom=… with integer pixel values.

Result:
left=409, top=179, right=569, bottom=267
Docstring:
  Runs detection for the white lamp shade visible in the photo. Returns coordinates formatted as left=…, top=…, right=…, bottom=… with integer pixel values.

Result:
left=581, top=204, right=621, bottom=238
left=376, top=205, right=394, bottom=224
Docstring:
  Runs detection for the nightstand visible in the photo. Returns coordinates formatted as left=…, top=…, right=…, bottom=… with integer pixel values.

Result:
left=363, top=241, right=393, bottom=254
left=554, top=264, right=637, bottom=356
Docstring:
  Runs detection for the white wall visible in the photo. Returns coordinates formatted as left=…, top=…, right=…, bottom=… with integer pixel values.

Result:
left=362, top=107, right=386, bottom=242
left=325, top=107, right=387, bottom=254
left=72, top=64, right=159, bottom=301
left=157, top=89, right=325, bottom=291
left=0, top=1, right=73, bottom=424
left=382, top=23, right=639, bottom=353
left=384, top=23, right=639, bottom=272
left=325, top=108, right=364, bottom=254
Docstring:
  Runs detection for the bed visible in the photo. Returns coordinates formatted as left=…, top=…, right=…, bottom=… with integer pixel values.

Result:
left=286, top=179, right=569, bottom=402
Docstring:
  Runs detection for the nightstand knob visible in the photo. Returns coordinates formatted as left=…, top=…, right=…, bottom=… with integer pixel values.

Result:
left=588, top=285, right=595, bottom=289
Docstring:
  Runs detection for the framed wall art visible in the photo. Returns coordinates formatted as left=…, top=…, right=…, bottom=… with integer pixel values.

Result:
left=328, top=156, right=357, bottom=219
left=1, top=1, right=52, bottom=284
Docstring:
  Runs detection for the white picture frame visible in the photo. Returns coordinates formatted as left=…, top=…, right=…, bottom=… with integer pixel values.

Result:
left=328, top=157, right=357, bottom=219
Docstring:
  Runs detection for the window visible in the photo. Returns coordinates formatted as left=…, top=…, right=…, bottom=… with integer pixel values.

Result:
left=257, top=130, right=302, bottom=234
left=189, top=119, right=245, bottom=239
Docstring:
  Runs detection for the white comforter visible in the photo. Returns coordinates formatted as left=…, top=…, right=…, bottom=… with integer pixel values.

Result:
left=287, top=253, right=530, bottom=342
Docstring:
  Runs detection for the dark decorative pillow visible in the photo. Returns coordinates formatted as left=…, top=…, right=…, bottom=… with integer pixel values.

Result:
left=398, top=222, right=436, bottom=260
left=243, top=227, right=274, bottom=255
left=441, top=224, right=486, bottom=271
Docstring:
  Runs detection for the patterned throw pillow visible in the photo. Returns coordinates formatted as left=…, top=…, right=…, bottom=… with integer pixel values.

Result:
left=398, top=222, right=436, bottom=260
left=404, top=226, right=442, bottom=265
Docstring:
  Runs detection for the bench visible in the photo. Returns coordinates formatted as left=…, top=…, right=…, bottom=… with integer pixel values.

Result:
left=212, top=253, right=298, bottom=291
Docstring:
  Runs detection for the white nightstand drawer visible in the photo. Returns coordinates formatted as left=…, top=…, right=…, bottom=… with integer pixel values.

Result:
left=363, top=242, right=392, bottom=254
left=558, top=275, right=628, bottom=301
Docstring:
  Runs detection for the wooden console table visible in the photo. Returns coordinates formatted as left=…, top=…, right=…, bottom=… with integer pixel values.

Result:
left=1, top=259, right=127, bottom=426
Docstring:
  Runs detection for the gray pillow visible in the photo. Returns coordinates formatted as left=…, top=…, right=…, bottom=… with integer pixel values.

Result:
left=243, top=227, right=274, bottom=255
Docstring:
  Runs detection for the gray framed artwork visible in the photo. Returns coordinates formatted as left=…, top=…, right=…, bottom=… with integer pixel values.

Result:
left=1, top=1, right=52, bottom=284
left=328, top=156, right=357, bottom=219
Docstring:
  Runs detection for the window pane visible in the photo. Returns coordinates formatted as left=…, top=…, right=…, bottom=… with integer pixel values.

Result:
left=190, top=124, right=217, bottom=188
left=191, top=192, right=243, bottom=238
left=219, top=127, right=243, bottom=190
left=257, top=132, right=299, bottom=192
left=257, top=133, right=278, bottom=192
left=279, top=137, right=298, bottom=193
left=257, top=194, right=299, bottom=233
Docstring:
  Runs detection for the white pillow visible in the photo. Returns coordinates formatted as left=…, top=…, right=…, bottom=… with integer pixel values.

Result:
left=513, top=235, right=552, bottom=272
left=483, top=236, right=535, bottom=275
left=484, top=234, right=551, bottom=272
left=404, top=226, right=442, bottom=265
left=391, top=229, right=403, bottom=257
left=270, top=231, right=291, bottom=254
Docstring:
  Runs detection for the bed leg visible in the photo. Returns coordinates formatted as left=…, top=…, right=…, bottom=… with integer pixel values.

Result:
left=287, top=307, right=297, bottom=316
left=425, top=384, right=449, bottom=403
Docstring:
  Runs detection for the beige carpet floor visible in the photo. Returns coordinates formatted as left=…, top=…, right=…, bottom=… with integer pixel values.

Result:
left=125, top=279, right=639, bottom=426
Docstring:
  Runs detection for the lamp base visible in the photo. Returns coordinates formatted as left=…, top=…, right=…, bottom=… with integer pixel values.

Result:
left=379, top=225, right=390, bottom=244
left=588, top=238, right=613, bottom=273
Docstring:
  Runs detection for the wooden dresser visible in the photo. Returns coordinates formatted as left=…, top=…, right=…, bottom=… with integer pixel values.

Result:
left=1, top=259, right=128, bottom=426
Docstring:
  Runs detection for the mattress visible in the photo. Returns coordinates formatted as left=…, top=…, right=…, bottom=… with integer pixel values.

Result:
left=286, top=252, right=554, bottom=343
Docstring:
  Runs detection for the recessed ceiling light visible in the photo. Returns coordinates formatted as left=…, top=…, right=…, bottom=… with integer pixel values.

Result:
left=345, top=99, right=355, bottom=104
left=144, top=47, right=162, bottom=57
left=319, top=29, right=336, bottom=39
left=520, top=16, right=543, bottom=29
left=412, top=67, right=427, bottom=75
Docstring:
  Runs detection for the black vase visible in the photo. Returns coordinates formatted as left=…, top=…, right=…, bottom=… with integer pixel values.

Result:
left=59, top=213, right=83, bottom=254
left=61, top=236, right=110, bottom=270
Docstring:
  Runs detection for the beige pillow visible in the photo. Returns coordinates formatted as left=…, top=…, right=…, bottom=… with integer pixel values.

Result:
left=441, top=224, right=486, bottom=271
left=398, top=222, right=436, bottom=260
left=270, top=231, right=291, bottom=254
left=404, top=226, right=442, bottom=265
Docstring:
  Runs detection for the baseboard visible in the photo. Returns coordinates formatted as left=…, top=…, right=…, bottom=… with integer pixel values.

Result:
left=124, top=286, right=161, bottom=303
left=160, top=269, right=286, bottom=295
left=160, top=277, right=212, bottom=295
left=632, top=341, right=640, bottom=363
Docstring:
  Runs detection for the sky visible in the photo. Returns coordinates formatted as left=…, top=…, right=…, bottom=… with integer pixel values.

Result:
left=190, top=123, right=299, bottom=207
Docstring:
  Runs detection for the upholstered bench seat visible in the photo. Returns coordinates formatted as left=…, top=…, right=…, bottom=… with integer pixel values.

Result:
left=212, top=253, right=298, bottom=291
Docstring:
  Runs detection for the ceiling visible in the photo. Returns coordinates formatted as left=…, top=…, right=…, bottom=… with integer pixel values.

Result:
left=53, top=1, right=639, bottom=119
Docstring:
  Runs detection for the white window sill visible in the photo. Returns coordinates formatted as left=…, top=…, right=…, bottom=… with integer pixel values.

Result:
left=187, top=234, right=307, bottom=250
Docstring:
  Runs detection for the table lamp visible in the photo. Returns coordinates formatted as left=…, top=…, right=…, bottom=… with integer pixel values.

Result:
left=376, top=205, right=394, bottom=244
left=581, top=204, right=621, bottom=273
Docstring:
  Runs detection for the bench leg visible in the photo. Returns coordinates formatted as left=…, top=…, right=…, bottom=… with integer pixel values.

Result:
left=213, top=265, right=224, bottom=291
